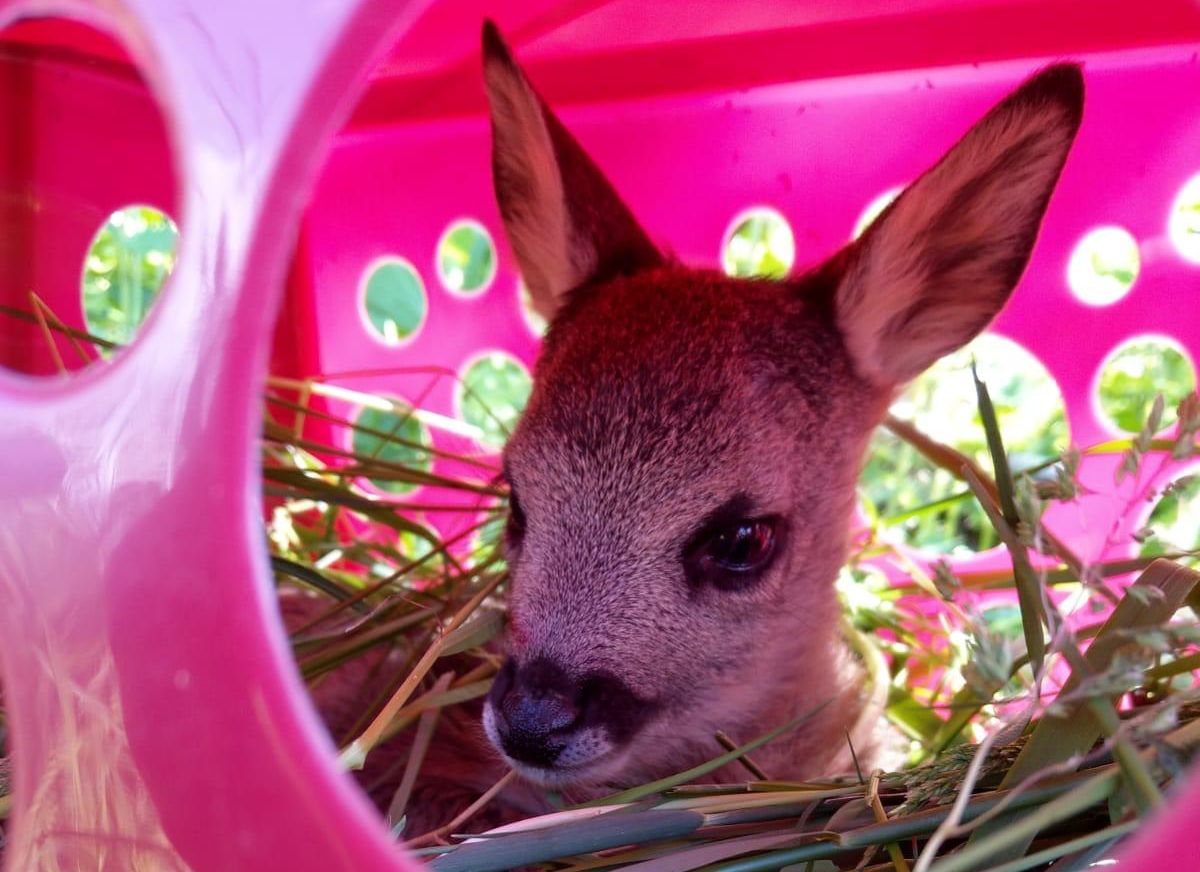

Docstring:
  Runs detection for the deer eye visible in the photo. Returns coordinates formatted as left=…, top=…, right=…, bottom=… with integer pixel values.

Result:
left=683, top=512, right=782, bottom=591
left=706, top=520, right=776, bottom=570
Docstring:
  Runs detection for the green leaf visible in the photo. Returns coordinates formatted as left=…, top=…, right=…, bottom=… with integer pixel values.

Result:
left=972, top=367, right=1047, bottom=671
left=967, top=559, right=1198, bottom=860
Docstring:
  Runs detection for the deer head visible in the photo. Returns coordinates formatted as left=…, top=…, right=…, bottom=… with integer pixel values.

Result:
left=480, top=21, right=1083, bottom=790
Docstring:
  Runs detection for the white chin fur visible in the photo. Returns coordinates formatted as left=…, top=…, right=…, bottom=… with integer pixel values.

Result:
left=482, top=701, right=630, bottom=789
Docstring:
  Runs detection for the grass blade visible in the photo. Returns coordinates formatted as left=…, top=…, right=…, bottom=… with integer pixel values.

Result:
left=967, top=560, right=1197, bottom=859
left=1004, top=560, right=1196, bottom=783
left=706, top=771, right=1094, bottom=872
left=961, top=464, right=1046, bottom=672
left=428, top=809, right=705, bottom=872
left=972, top=367, right=1048, bottom=672
left=579, top=700, right=832, bottom=807
left=387, top=672, right=452, bottom=831
left=270, top=556, right=368, bottom=613
left=619, top=830, right=814, bottom=872
left=928, top=769, right=1118, bottom=872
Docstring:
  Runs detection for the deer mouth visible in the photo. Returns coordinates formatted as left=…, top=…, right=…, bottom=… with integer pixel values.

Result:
left=482, top=701, right=636, bottom=788
left=482, top=657, right=657, bottom=787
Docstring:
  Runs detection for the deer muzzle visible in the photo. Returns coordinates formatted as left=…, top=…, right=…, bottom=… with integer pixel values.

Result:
left=484, top=655, right=656, bottom=783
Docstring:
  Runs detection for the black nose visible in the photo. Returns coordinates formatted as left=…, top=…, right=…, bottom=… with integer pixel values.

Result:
left=489, top=658, right=582, bottom=767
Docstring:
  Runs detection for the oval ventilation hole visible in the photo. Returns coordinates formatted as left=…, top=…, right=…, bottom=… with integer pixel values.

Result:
left=390, top=521, right=445, bottom=585
left=82, top=205, right=179, bottom=357
left=0, top=17, right=177, bottom=377
left=862, top=334, right=1068, bottom=555
left=721, top=207, right=795, bottom=280
left=359, top=257, right=427, bottom=346
left=437, top=220, right=497, bottom=296
left=467, top=508, right=509, bottom=570
left=456, top=351, right=533, bottom=450
left=351, top=400, right=434, bottom=495
left=1096, top=337, right=1197, bottom=434
left=852, top=187, right=903, bottom=240
left=1067, top=226, right=1140, bottom=307
left=1168, top=174, right=1200, bottom=264
left=1139, top=471, right=1200, bottom=561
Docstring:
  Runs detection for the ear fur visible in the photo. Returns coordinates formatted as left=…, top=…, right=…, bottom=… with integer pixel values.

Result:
left=482, top=21, right=661, bottom=321
left=836, top=64, right=1084, bottom=386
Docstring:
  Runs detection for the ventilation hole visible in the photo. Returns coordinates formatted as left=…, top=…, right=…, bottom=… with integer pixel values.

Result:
left=81, top=205, right=178, bottom=356
left=517, top=279, right=547, bottom=337
left=390, top=524, right=446, bottom=584
left=397, top=526, right=437, bottom=564
left=0, top=18, right=177, bottom=377
left=862, top=334, right=1068, bottom=555
left=1096, top=338, right=1197, bottom=434
left=981, top=603, right=1026, bottom=642
left=1067, top=226, right=1140, bottom=306
left=437, top=220, right=497, bottom=295
left=351, top=401, right=433, bottom=495
left=721, top=207, right=795, bottom=279
left=1169, top=174, right=1200, bottom=264
left=457, top=352, right=532, bottom=449
left=852, top=187, right=903, bottom=240
left=359, top=257, right=427, bottom=345
left=1139, top=472, right=1200, bottom=561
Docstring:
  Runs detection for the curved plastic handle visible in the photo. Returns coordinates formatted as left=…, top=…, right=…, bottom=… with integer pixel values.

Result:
left=0, top=0, right=429, bottom=867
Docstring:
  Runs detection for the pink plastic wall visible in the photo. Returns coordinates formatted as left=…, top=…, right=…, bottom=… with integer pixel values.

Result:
left=0, top=0, right=431, bottom=868
left=0, top=1, right=1198, bottom=869
left=304, top=44, right=1200, bottom=556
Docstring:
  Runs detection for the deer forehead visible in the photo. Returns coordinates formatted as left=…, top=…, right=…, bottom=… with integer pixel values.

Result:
left=503, top=269, right=868, bottom=528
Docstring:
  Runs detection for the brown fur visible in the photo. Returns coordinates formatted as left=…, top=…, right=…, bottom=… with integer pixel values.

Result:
left=295, top=27, right=1084, bottom=838
left=498, top=266, right=891, bottom=787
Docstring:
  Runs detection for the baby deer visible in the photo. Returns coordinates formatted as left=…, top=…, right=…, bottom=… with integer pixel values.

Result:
left=477, top=22, right=1083, bottom=794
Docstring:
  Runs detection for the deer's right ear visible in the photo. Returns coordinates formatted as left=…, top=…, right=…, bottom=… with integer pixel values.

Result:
left=482, top=21, right=661, bottom=321
left=834, top=64, right=1084, bottom=387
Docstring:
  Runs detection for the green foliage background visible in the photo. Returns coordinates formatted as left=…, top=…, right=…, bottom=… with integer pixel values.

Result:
left=82, top=206, right=177, bottom=351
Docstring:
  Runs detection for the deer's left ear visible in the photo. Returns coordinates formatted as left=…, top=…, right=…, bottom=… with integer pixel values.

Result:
left=482, top=20, right=661, bottom=322
left=835, top=64, right=1084, bottom=387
